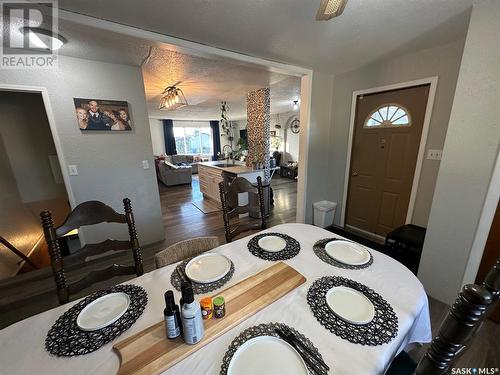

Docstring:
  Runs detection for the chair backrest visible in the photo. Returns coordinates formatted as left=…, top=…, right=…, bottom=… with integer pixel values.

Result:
left=41, top=198, right=143, bottom=304
left=154, top=236, right=220, bottom=268
left=219, top=176, right=266, bottom=242
left=414, top=283, right=494, bottom=375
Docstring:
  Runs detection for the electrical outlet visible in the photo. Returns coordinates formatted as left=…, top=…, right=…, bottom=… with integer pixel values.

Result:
left=427, top=149, right=442, bottom=160
left=68, top=165, right=78, bottom=175
left=142, top=160, right=149, bottom=169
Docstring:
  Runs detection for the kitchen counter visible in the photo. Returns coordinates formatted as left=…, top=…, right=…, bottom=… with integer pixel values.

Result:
left=198, top=161, right=264, bottom=202
left=197, top=161, right=257, bottom=175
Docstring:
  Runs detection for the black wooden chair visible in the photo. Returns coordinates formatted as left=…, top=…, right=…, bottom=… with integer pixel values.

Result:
left=219, top=176, right=266, bottom=243
left=40, top=198, right=143, bottom=305
left=387, top=257, right=500, bottom=375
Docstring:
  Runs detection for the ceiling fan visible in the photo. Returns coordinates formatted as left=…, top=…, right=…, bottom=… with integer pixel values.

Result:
left=316, top=0, right=348, bottom=21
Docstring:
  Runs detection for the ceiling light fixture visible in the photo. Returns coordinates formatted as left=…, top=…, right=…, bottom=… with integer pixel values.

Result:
left=316, top=0, right=348, bottom=21
left=159, top=85, right=188, bottom=111
left=292, top=100, right=299, bottom=111
left=21, top=27, right=67, bottom=50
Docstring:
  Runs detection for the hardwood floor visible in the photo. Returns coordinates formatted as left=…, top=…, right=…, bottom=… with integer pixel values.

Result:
left=158, top=174, right=298, bottom=247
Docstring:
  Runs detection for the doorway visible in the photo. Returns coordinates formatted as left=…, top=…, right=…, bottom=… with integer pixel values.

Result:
left=0, top=91, right=71, bottom=278
left=344, top=83, right=431, bottom=237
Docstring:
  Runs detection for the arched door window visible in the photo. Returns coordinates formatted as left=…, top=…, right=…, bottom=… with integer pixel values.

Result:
left=364, top=104, right=410, bottom=128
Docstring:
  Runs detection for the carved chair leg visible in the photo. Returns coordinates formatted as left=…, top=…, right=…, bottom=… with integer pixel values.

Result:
left=123, top=198, right=144, bottom=276
left=219, top=182, right=232, bottom=242
left=257, top=176, right=267, bottom=229
left=41, top=211, right=69, bottom=304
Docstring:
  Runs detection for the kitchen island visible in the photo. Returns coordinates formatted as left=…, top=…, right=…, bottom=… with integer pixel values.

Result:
left=198, top=161, right=264, bottom=202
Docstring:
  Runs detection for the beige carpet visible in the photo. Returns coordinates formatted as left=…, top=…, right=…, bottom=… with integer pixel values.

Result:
left=191, top=199, right=221, bottom=214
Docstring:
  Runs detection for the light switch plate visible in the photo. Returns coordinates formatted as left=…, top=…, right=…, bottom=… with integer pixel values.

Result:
left=142, top=160, right=149, bottom=169
left=427, top=149, right=442, bottom=160
left=68, top=165, right=78, bottom=175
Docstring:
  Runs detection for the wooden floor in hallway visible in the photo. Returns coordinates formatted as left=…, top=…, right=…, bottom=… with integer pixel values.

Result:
left=158, top=174, right=298, bottom=247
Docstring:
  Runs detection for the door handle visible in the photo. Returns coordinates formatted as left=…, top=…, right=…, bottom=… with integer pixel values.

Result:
left=352, top=172, right=359, bottom=176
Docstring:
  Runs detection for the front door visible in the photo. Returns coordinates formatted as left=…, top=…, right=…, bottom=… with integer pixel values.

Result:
left=345, top=84, right=430, bottom=237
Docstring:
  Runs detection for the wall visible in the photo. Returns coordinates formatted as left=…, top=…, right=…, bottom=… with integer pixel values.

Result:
left=0, top=56, right=165, bottom=245
left=149, top=118, right=164, bottom=155
left=302, top=72, right=335, bottom=224
left=274, top=111, right=300, bottom=163
left=329, top=38, right=466, bottom=226
left=418, top=0, right=500, bottom=304
left=236, top=110, right=300, bottom=164
left=0, top=132, right=43, bottom=278
left=0, top=91, right=66, bottom=203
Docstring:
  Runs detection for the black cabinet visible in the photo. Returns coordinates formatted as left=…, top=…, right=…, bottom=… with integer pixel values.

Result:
left=280, top=165, right=298, bottom=180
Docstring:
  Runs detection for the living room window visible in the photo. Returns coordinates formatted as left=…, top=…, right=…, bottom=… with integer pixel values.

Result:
left=173, top=126, right=213, bottom=155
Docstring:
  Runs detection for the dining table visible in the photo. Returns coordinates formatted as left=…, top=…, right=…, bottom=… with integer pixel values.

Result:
left=0, top=223, right=432, bottom=375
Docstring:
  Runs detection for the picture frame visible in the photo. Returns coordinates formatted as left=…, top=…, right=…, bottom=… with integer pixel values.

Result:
left=73, top=98, right=132, bottom=131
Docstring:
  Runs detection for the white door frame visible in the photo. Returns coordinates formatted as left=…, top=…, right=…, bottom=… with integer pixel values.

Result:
left=57, top=9, right=313, bottom=223
left=0, top=84, right=77, bottom=210
left=340, top=76, right=439, bottom=228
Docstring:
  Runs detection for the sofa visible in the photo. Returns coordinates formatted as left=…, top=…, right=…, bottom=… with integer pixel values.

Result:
left=167, top=154, right=203, bottom=174
left=157, top=161, right=192, bottom=187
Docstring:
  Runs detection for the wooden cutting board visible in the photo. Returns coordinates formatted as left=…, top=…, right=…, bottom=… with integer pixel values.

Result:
left=114, top=261, right=306, bottom=375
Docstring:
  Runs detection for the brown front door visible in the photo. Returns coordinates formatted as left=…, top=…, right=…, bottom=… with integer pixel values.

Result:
left=345, top=84, right=430, bottom=236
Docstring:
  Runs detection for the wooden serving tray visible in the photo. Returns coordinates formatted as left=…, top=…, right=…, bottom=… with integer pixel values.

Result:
left=114, top=261, right=306, bottom=375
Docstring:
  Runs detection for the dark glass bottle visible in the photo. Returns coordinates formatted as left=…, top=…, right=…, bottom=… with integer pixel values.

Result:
left=164, top=290, right=181, bottom=339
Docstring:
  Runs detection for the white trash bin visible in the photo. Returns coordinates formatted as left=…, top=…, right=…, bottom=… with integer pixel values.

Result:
left=313, top=201, right=337, bottom=228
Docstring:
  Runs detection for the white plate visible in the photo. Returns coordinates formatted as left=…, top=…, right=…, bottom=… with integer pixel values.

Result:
left=227, top=336, right=308, bottom=375
left=185, top=253, right=231, bottom=284
left=258, top=235, right=287, bottom=252
left=76, top=292, right=130, bottom=331
left=326, top=286, right=375, bottom=325
left=325, top=240, right=370, bottom=265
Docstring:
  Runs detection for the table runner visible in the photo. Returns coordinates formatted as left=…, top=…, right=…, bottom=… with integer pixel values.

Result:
left=0, top=223, right=431, bottom=375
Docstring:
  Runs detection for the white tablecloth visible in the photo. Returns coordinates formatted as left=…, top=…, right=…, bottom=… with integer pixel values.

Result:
left=0, top=224, right=431, bottom=375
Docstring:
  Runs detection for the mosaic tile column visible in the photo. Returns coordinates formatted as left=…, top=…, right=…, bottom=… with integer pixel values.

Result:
left=246, top=87, right=270, bottom=181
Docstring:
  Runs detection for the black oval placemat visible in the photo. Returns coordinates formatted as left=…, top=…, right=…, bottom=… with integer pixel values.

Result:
left=307, top=276, right=398, bottom=346
left=247, top=232, right=301, bottom=261
left=220, top=322, right=328, bottom=375
left=313, top=238, right=373, bottom=269
left=170, top=258, right=235, bottom=295
left=45, top=284, right=147, bottom=356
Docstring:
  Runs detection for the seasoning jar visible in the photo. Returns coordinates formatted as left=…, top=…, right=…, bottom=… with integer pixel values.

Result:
left=213, top=296, right=225, bottom=319
left=200, top=297, right=213, bottom=320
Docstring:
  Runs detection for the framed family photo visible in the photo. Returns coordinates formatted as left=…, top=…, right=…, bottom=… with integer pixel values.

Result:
left=73, top=98, right=133, bottom=131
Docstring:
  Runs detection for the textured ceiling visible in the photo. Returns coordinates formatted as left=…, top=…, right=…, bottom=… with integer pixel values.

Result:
left=143, top=48, right=300, bottom=120
left=58, top=0, right=473, bottom=73
left=57, top=20, right=300, bottom=120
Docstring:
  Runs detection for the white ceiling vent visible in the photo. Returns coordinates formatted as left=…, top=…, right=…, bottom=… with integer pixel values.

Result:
left=316, top=0, right=348, bottom=21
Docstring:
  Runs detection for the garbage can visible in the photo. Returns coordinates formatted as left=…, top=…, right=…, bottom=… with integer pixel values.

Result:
left=313, top=201, right=337, bottom=228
